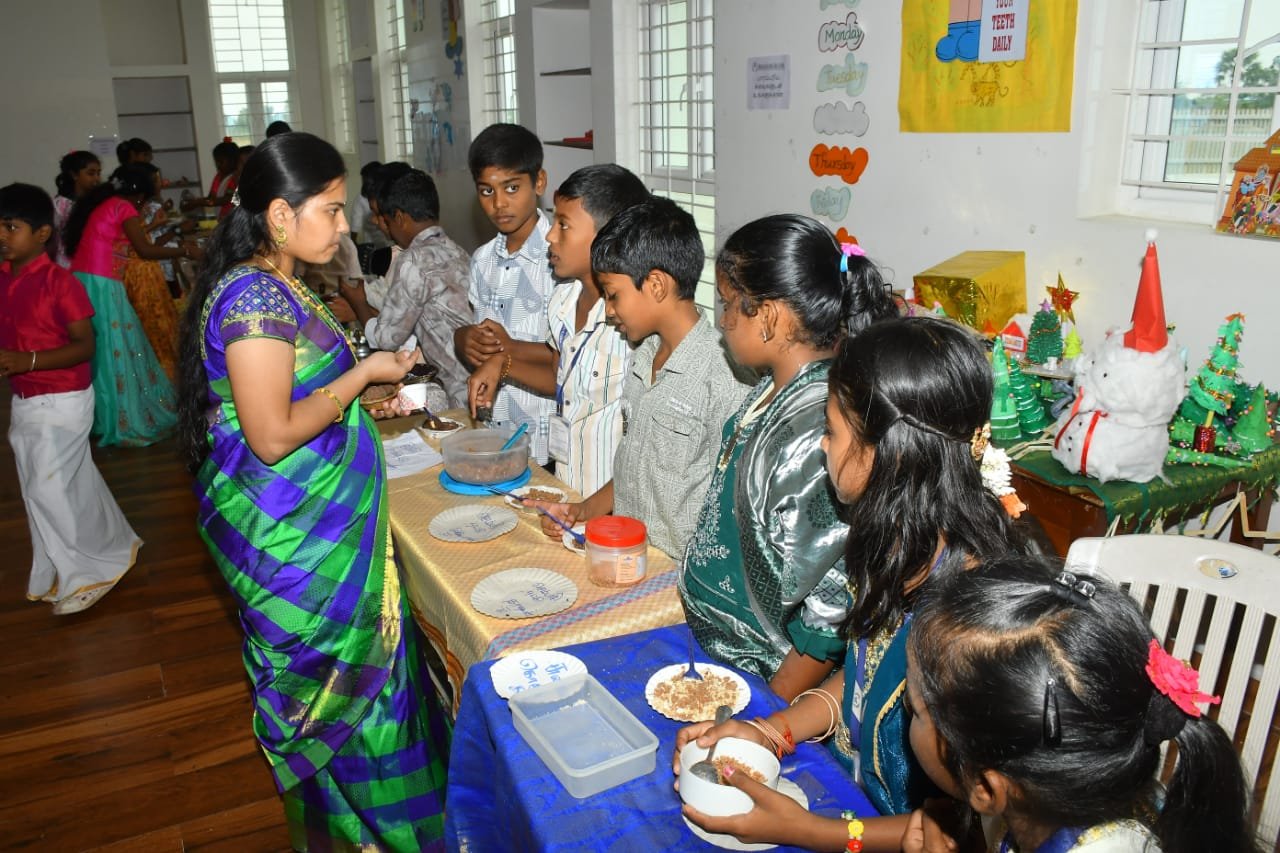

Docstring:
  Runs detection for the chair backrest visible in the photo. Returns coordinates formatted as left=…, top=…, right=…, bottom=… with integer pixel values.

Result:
left=1065, top=534, right=1280, bottom=849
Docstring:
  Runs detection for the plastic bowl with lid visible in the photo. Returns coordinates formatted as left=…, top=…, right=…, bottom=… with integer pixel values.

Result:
left=440, top=425, right=530, bottom=485
left=584, top=516, right=648, bottom=587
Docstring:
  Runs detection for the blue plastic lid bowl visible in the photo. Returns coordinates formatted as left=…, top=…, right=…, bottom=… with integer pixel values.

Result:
left=439, top=466, right=532, bottom=495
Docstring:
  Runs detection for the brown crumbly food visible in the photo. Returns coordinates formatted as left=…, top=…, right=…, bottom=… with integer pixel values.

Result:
left=360, top=384, right=397, bottom=404
left=523, top=488, right=564, bottom=503
left=713, top=755, right=765, bottom=785
left=650, top=670, right=740, bottom=721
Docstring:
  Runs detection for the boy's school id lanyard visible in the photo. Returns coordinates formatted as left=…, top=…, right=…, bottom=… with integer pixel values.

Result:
left=550, top=322, right=598, bottom=465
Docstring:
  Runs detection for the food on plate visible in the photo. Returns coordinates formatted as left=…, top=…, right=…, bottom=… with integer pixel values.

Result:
left=650, top=670, right=741, bottom=721
left=523, top=488, right=564, bottom=503
left=360, top=384, right=396, bottom=404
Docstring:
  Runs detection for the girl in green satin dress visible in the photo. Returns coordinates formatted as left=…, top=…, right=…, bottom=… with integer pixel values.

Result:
left=679, top=215, right=897, bottom=700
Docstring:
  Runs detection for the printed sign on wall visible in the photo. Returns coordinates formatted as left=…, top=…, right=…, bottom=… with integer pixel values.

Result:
left=748, top=55, right=791, bottom=110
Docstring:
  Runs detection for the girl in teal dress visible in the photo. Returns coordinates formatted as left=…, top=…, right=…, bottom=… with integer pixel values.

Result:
left=680, top=215, right=896, bottom=700
left=677, top=316, right=1032, bottom=851
left=177, top=133, right=449, bottom=851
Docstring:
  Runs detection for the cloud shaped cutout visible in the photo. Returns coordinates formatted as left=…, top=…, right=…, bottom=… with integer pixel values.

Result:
left=814, top=101, right=870, bottom=136
left=820, top=0, right=859, bottom=8
left=809, top=144, right=870, bottom=186
left=810, top=186, right=852, bottom=221
left=819, top=12, right=865, bottom=52
left=817, top=54, right=869, bottom=97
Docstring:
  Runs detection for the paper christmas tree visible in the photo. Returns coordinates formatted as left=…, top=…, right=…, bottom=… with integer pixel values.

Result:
left=1181, top=313, right=1247, bottom=423
left=1026, top=301, right=1064, bottom=364
left=1009, top=357, right=1050, bottom=435
left=1231, top=384, right=1273, bottom=455
left=990, top=337, right=1023, bottom=445
left=1062, top=327, right=1083, bottom=361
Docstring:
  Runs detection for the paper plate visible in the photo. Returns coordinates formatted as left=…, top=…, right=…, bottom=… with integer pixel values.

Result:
left=561, top=523, right=588, bottom=554
left=428, top=505, right=519, bottom=543
left=682, top=778, right=808, bottom=850
left=489, top=650, right=588, bottom=699
left=504, top=484, right=567, bottom=512
left=471, top=568, right=578, bottom=619
left=645, top=663, right=750, bottom=722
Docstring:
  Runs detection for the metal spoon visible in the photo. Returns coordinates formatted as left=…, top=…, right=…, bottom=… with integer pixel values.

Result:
left=688, top=704, right=734, bottom=784
left=683, top=631, right=703, bottom=681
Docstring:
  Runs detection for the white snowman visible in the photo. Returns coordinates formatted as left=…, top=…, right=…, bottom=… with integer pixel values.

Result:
left=1050, top=232, right=1186, bottom=483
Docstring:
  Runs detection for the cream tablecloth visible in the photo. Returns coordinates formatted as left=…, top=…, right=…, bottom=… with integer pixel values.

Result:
left=379, top=414, right=684, bottom=712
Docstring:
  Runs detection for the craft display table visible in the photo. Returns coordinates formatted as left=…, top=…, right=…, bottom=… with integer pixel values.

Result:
left=1011, top=447, right=1280, bottom=557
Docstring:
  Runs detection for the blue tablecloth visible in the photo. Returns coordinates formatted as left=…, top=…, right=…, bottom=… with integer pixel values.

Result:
left=445, top=623, right=876, bottom=851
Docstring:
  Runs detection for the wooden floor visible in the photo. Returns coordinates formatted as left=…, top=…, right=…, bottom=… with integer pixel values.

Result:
left=0, top=390, right=292, bottom=851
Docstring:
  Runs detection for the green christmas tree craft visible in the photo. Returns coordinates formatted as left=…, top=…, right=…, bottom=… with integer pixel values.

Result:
left=990, top=337, right=1022, bottom=445
left=1062, top=327, right=1083, bottom=361
left=1178, top=313, right=1248, bottom=426
left=1165, top=447, right=1250, bottom=469
left=1026, top=301, right=1064, bottom=365
left=1231, top=384, right=1273, bottom=455
left=1008, top=357, right=1050, bottom=435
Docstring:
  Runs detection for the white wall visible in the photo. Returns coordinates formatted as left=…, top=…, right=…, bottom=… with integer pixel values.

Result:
left=715, top=0, right=1280, bottom=390
left=0, top=2, right=118, bottom=193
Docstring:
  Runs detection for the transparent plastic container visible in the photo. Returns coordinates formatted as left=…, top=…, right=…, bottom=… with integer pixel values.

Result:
left=440, top=425, right=530, bottom=485
left=584, top=516, right=648, bottom=587
left=509, top=672, right=658, bottom=798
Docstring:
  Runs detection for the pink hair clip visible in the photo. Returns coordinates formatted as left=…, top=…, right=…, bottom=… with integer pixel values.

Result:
left=839, top=242, right=866, bottom=273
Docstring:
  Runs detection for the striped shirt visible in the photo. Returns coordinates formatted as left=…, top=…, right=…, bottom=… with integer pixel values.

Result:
left=468, top=212, right=557, bottom=463
left=546, top=280, right=633, bottom=496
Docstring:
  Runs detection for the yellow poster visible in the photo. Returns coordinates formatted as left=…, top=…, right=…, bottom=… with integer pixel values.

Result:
left=898, top=0, right=1078, bottom=132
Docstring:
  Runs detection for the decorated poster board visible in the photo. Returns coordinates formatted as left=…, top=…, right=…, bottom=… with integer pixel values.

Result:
left=897, top=0, right=1078, bottom=133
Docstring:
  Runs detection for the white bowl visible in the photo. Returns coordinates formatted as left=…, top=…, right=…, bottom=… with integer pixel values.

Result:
left=678, top=737, right=780, bottom=817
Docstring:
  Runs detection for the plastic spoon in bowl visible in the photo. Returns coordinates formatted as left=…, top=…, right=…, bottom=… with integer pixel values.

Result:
left=688, top=704, right=735, bottom=784
left=499, top=422, right=528, bottom=451
left=483, top=485, right=586, bottom=546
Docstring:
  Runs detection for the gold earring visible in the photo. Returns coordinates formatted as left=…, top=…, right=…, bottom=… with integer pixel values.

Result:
left=274, top=225, right=288, bottom=248
left=761, top=329, right=771, bottom=343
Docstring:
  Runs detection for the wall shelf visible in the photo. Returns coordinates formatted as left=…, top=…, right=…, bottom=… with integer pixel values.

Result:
left=544, top=140, right=593, bottom=150
left=541, top=67, right=590, bottom=77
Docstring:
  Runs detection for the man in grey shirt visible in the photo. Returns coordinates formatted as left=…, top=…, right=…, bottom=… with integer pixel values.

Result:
left=335, top=169, right=472, bottom=407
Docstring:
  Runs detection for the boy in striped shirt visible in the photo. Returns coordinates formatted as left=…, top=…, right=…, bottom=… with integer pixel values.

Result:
left=468, top=164, right=650, bottom=494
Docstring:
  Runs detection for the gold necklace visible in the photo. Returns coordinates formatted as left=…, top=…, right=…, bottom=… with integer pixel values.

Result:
left=254, top=254, right=355, bottom=360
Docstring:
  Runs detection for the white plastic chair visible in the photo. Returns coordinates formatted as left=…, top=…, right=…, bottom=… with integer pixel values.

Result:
left=1065, top=534, right=1280, bottom=849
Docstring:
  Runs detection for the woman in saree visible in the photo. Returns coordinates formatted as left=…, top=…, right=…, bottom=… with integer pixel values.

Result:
left=176, top=132, right=449, bottom=851
left=65, top=164, right=191, bottom=445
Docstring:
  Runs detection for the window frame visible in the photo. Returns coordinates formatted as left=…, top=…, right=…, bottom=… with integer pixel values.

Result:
left=1116, top=0, right=1280, bottom=223
left=207, top=0, right=298, bottom=146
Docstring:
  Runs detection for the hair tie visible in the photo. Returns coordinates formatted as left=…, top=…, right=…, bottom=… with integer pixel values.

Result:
left=1144, top=640, right=1219, bottom=741
left=1049, top=570, right=1097, bottom=606
left=839, top=241, right=865, bottom=273
left=231, top=188, right=241, bottom=208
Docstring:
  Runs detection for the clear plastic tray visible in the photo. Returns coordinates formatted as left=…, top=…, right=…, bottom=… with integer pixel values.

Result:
left=509, top=672, right=658, bottom=799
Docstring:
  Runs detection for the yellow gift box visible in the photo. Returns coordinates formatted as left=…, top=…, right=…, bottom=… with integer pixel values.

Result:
left=912, top=251, right=1027, bottom=333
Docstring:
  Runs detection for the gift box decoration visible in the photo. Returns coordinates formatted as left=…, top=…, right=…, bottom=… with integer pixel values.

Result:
left=913, top=251, right=1027, bottom=332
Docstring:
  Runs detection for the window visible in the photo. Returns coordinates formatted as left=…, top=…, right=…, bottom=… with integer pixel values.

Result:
left=325, top=0, right=354, bottom=152
left=208, top=0, right=296, bottom=145
left=1122, top=1, right=1279, bottom=217
left=382, top=0, right=413, bottom=159
left=639, top=0, right=715, bottom=306
left=478, top=0, right=519, bottom=124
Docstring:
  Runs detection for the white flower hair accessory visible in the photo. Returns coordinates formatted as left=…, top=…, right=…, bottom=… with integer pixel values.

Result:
left=980, top=443, right=1026, bottom=517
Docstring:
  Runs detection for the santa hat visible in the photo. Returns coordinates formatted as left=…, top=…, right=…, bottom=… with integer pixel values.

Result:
left=1123, top=228, right=1168, bottom=353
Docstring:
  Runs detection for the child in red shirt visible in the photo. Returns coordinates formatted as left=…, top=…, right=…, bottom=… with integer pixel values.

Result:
left=0, top=183, right=140, bottom=615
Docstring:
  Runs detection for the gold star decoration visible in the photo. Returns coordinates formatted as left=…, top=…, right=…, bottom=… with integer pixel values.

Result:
left=1046, top=274, right=1079, bottom=323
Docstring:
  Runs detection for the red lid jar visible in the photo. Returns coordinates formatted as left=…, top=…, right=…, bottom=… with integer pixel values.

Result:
left=584, top=516, right=648, bottom=587
left=585, top=516, right=647, bottom=548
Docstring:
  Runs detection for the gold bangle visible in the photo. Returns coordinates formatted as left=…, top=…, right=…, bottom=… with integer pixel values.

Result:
left=498, top=353, right=512, bottom=382
left=313, top=387, right=344, bottom=423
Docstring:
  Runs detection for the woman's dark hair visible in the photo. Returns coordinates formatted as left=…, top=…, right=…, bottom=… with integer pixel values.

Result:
left=911, top=555, right=1259, bottom=853
left=716, top=215, right=897, bottom=349
left=176, top=132, right=347, bottom=472
left=213, top=139, right=241, bottom=166
left=62, top=163, right=157, bottom=258
left=833, top=315, right=1028, bottom=640
left=265, top=120, right=292, bottom=137
left=55, top=151, right=100, bottom=198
